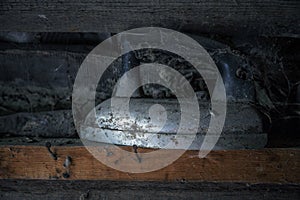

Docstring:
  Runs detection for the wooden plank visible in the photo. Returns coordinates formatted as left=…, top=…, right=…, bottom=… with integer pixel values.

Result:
left=1, top=180, right=299, bottom=200
left=0, top=0, right=299, bottom=37
left=0, top=145, right=299, bottom=183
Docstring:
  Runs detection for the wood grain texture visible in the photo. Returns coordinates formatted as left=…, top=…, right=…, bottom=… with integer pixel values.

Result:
left=1, top=180, right=299, bottom=200
left=0, top=0, right=299, bottom=37
left=0, top=145, right=299, bottom=183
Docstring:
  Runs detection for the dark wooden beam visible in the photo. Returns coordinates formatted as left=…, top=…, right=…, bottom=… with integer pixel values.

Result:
left=0, top=145, right=299, bottom=183
left=0, top=0, right=299, bottom=37
left=1, top=180, right=299, bottom=200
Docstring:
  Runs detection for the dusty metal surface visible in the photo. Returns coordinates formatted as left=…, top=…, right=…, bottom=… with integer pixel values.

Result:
left=81, top=98, right=267, bottom=150
left=0, top=33, right=298, bottom=148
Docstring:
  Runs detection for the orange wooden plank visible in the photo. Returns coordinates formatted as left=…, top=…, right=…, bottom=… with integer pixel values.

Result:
left=0, top=146, right=299, bottom=183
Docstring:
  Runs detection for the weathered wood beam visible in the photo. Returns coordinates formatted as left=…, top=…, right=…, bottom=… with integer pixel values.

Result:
left=0, top=146, right=299, bottom=183
left=1, top=180, right=299, bottom=200
left=0, top=0, right=299, bottom=37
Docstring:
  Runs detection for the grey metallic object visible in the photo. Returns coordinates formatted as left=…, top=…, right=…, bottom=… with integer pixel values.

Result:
left=139, top=35, right=255, bottom=102
left=81, top=98, right=267, bottom=150
left=80, top=34, right=264, bottom=150
left=191, top=34, right=255, bottom=102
